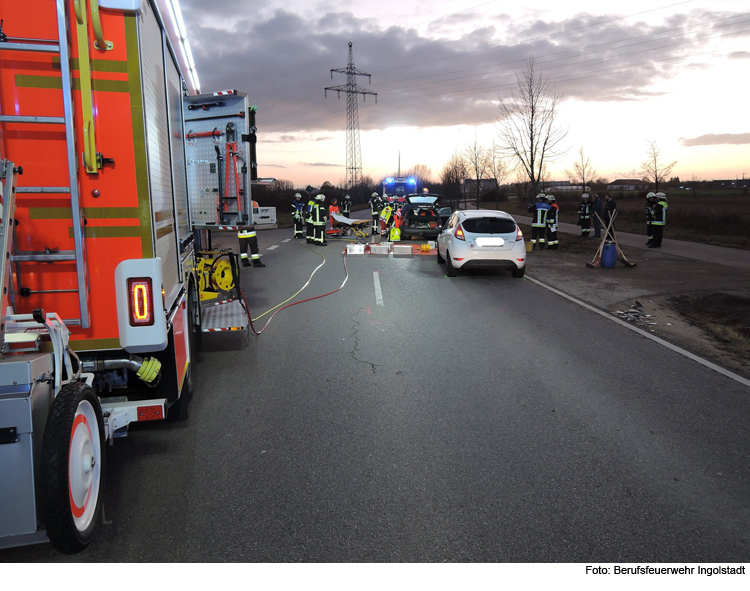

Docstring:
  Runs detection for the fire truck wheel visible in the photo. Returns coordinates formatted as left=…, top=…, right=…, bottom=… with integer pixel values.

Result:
left=41, top=382, right=105, bottom=554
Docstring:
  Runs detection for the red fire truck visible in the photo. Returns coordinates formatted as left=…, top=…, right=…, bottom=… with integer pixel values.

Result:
left=0, top=0, right=255, bottom=553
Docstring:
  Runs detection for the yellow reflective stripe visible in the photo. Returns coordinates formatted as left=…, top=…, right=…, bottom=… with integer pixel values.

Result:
left=237, top=231, right=256, bottom=238
left=240, top=253, right=248, bottom=258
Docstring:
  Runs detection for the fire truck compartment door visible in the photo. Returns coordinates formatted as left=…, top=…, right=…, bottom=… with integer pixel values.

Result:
left=115, top=259, right=168, bottom=353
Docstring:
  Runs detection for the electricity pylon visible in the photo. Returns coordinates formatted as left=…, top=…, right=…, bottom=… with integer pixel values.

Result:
left=325, top=42, right=377, bottom=195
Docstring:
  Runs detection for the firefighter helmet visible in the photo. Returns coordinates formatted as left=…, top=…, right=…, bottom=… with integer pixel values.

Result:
left=345, top=195, right=351, bottom=200
left=316, top=194, right=325, bottom=201
left=536, top=193, right=546, bottom=200
left=547, top=195, right=556, bottom=202
left=372, top=192, right=379, bottom=198
left=656, top=192, right=667, bottom=200
left=582, top=193, right=590, bottom=200
left=646, top=192, right=655, bottom=200
left=295, top=193, right=301, bottom=199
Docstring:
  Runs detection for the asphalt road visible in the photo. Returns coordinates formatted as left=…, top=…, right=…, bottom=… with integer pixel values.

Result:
left=2, top=225, right=749, bottom=562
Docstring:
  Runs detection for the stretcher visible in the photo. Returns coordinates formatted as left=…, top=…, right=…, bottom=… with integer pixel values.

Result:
left=330, top=213, right=372, bottom=238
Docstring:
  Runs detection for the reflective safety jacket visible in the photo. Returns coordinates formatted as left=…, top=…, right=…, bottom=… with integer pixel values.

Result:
left=312, top=203, right=328, bottom=225
left=329, top=204, right=340, bottom=219
left=292, top=200, right=305, bottom=220
left=652, top=199, right=668, bottom=226
left=547, top=204, right=558, bottom=227
left=369, top=196, right=382, bottom=216
left=379, top=204, right=393, bottom=226
left=341, top=200, right=351, bottom=216
left=578, top=202, right=591, bottom=220
left=306, top=199, right=316, bottom=222
left=530, top=202, right=550, bottom=227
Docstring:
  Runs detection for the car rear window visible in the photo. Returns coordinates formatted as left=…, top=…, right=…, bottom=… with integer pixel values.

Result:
left=462, top=217, right=517, bottom=234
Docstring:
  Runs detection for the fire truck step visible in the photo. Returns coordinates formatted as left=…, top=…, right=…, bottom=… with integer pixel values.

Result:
left=16, top=187, right=71, bottom=194
left=0, top=116, right=65, bottom=125
left=12, top=251, right=76, bottom=262
left=0, top=41, right=61, bottom=54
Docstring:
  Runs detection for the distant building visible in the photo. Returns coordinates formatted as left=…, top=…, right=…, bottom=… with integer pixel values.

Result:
left=462, top=178, right=498, bottom=193
left=607, top=179, right=650, bottom=191
left=542, top=180, right=589, bottom=192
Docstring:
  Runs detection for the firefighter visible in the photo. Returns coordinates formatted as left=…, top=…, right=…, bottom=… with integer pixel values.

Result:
left=379, top=200, right=393, bottom=238
left=645, top=192, right=656, bottom=245
left=649, top=192, right=668, bottom=248
left=369, top=192, right=382, bottom=236
left=312, top=194, right=328, bottom=246
left=341, top=194, right=352, bottom=217
left=238, top=225, right=266, bottom=267
left=292, top=193, right=305, bottom=239
left=578, top=193, right=591, bottom=236
left=305, top=192, right=316, bottom=244
left=546, top=194, right=559, bottom=249
left=527, top=193, right=550, bottom=250
left=328, top=197, right=340, bottom=232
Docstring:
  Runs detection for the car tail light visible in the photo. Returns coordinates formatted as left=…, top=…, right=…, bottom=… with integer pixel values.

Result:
left=455, top=223, right=465, bottom=241
left=516, top=227, right=523, bottom=242
left=128, top=278, right=155, bottom=326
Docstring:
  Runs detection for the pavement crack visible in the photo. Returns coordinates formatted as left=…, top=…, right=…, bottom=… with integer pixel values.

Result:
left=348, top=308, right=380, bottom=373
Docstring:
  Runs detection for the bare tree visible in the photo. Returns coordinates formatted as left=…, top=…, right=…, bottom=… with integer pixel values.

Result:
left=463, top=136, right=490, bottom=209
left=640, top=140, right=677, bottom=192
left=405, top=163, right=433, bottom=191
left=497, top=58, right=567, bottom=196
left=564, top=147, right=597, bottom=192
left=440, top=151, right=467, bottom=210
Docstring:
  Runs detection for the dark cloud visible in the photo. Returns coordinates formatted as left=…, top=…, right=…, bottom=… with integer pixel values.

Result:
left=680, top=133, right=750, bottom=146
left=177, top=3, right=749, bottom=135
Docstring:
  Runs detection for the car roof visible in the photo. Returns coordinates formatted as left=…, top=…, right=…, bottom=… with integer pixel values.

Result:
left=457, top=210, right=515, bottom=220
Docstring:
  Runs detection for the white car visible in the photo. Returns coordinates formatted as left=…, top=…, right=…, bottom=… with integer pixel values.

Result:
left=437, top=210, right=526, bottom=278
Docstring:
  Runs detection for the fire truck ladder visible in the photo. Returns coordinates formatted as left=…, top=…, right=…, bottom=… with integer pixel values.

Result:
left=0, top=3, right=90, bottom=328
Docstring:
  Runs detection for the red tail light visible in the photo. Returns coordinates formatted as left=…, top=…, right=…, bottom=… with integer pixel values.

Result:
left=455, top=223, right=466, bottom=241
left=128, top=278, right=155, bottom=326
left=516, top=227, right=523, bottom=242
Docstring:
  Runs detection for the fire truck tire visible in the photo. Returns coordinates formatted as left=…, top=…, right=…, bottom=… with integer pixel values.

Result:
left=41, top=382, right=106, bottom=554
left=445, top=251, right=458, bottom=277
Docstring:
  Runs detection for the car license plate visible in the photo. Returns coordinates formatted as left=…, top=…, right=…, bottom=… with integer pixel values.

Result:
left=476, top=237, right=504, bottom=247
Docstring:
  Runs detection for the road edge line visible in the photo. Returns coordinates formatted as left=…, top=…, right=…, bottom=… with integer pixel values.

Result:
left=525, top=275, right=750, bottom=389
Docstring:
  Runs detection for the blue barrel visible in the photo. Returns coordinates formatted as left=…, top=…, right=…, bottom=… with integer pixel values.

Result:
left=601, top=241, right=617, bottom=268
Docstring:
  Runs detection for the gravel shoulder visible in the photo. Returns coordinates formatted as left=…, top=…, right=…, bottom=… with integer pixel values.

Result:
left=519, top=227, right=750, bottom=380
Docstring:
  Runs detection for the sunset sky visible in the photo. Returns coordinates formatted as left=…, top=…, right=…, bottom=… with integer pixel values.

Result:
left=179, top=0, right=749, bottom=189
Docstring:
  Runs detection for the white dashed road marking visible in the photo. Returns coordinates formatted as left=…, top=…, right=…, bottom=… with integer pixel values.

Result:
left=267, top=245, right=279, bottom=251
left=373, top=271, right=384, bottom=306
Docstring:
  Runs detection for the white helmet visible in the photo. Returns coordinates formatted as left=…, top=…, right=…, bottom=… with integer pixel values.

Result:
left=345, top=195, right=351, bottom=200
left=316, top=194, right=325, bottom=201
left=372, top=192, right=379, bottom=198
left=536, top=193, right=546, bottom=200
left=294, top=193, right=301, bottom=199
left=547, top=195, right=555, bottom=202
left=656, top=192, right=667, bottom=200
left=646, top=192, right=655, bottom=200
left=582, top=193, right=590, bottom=199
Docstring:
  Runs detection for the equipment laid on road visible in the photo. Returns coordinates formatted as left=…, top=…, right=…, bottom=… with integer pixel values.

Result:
left=331, top=213, right=371, bottom=239
left=0, top=0, right=255, bottom=554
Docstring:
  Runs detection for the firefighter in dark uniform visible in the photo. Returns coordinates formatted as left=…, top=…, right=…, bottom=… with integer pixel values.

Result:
left=312, top=194, right=328, bottom=246
left=341, top=194, right=352, bottom=217
left=369, top=192, right=382, bottom=236
left=527, top=193, right=550, bottom=250
left=645, top=192, right=656, bottom=245
left=238, top=225, right=265, bottom=267
left=546, top=194, right=559, bottom=249
left=305, top=192, right=316, bottom=244
left=578, top=193, right=591, bottom=236
left=649, top=192, right=668, bottom=248
left=292, top=193, right=305, bottom=239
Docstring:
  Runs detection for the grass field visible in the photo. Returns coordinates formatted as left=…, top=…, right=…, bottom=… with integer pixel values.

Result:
left=485, top=190, right=750, bottom=250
